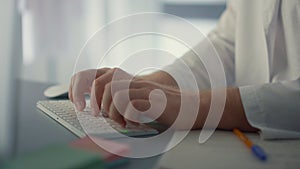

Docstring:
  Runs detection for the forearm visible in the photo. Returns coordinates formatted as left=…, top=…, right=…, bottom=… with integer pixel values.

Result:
left=194, top=87, right=258, bottom=132
left=140, top=70, right=256, bottom=131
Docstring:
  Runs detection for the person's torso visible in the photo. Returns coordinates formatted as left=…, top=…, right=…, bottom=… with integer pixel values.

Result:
left=235, top=0, right=300, bottom=85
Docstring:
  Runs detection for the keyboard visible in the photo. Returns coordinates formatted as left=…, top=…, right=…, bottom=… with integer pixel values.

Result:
left=37, top=100, right=158, bottom=139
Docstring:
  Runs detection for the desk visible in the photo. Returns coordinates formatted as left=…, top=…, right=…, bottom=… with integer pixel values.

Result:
left=14, top=80, right=300, bottom=169
left=14, top=80, right=160, bottom=169
left=160, top=128, right=300, bottom=169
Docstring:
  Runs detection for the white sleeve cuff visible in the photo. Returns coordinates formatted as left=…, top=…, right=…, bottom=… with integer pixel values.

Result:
left=239, top=85, right=300, bottom=139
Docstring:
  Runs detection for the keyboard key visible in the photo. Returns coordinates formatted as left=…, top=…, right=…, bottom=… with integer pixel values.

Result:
left=37, top=100, right=158, bottom=138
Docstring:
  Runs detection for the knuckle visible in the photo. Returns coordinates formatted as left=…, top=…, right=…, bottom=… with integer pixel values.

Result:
left=104, top=82, right=111, bottom=90
left=131, top=100, right=140, bottom=108
left=145, top=87, right=152, bottom=94
left=102, top=67, right=110, bottom=71
left=111, top=67, right=124, bottom=75
left=76, top=71, right=84, bottom=77
left=97, top=68, right=109, bottom=74
left=94, top=78, right=103, bottom=87
left=111, top=67, right=118, bottom=74
left=113, top=67, right=120, bottom=71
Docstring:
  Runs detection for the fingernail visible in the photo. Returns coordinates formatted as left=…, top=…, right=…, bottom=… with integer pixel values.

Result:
left=75, top=101, right=84, bottom=111
left=101, top=109, right=108, bottom=117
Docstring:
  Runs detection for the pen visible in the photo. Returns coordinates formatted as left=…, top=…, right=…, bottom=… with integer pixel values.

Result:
left=233, top=128, right=267, bottom=161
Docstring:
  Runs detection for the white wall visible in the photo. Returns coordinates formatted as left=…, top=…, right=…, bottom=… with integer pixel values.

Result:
left=20, top=0, right=222, bottom=84
left=0, top=0, right=20, bottom=160
left=0, top=0, right=14, bottom=160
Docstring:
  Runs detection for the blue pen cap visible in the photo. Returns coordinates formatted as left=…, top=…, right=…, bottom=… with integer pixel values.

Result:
left=251, top=145, right=267, bottom=161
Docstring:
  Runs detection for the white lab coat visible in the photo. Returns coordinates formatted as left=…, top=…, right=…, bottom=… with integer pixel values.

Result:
left=164, top=0, right=300, bottom=139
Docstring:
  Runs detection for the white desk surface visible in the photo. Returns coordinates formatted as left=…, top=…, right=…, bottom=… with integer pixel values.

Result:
left=160, top=130, right=300, bottom=169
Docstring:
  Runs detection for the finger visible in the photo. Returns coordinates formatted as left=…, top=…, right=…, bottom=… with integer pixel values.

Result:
left=95, top=68, right=110, bottom=78
left=72, top=75, right=88, bottom=111
left=91, top=68, right=111, bottom=95
left=71, top=68, right=111, bottom=111
left=102, top=80, right=145, bottom=114
left=68, top=76, right=74, bottom=102
left=102, top=82, right=112, bottom=113
left=91, top=68, right=111, bottom=116
left=102, top=79, right=151, bottom=105
left=124, top=99, right=151, bottom=124
left=107, top=85, right=152, bottom=126
left=108, top=102, right=126, bottom=127
left=91, top=69, right=116, bottom=115
left=92, top=68, right=133, bottom=116
left=109, top=88, right=151, bottom=117
left=90, top=80, right=100, bottom=116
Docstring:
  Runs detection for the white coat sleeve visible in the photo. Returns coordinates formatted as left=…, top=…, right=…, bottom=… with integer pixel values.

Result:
left=163, top=0, right=237, bottom=90
left=240, top=77, right=300, bottom=139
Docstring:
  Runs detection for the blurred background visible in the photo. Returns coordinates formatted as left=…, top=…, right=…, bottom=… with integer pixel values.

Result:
left=0, top=0, right=226, bottom=161
left=19, top=0, right=226, bottom=84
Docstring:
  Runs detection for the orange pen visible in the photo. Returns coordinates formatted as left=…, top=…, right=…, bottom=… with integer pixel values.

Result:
left=233, top=128, right=267, bottom=161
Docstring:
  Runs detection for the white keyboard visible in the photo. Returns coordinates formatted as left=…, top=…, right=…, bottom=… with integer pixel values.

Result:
left=37, top=100, right=158, bottom=138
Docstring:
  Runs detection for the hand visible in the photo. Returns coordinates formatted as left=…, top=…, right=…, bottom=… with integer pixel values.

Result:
left=69, top=68, right=199, bottom=129
left=101, top=70, right=199, bottom=129
left=69, top=68, right=257, bottom=131
left=69, top=68, right=133, bottom=112
left=69, top=68, right=110, bottom=111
